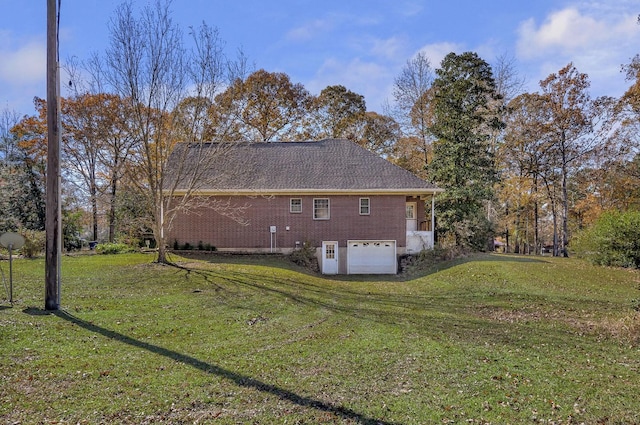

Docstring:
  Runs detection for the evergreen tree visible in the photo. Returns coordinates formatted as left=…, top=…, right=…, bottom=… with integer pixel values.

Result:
left=428, top=52, right=503, bottom=249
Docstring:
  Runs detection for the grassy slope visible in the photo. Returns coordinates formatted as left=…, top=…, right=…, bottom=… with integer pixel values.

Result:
left=0, top=252, right=638, bottom=424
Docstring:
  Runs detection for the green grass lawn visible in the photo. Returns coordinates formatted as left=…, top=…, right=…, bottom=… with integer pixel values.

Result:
left=1, top=252, right=639, bottom=424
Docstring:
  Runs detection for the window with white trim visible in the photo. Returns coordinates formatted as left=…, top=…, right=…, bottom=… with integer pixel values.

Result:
left=359, top=198, right=370, bottom=215
left=290, top=198, right=302, bottom=213
left=313, top=198, right=330, bottom=220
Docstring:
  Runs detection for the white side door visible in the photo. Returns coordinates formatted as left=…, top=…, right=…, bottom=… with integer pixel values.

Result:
left=322, top=241, right=339, bottom=274
left=406, top=202, right=417, bottom=231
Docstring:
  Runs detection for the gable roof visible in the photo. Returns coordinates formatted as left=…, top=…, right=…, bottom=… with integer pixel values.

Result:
left=168, top=138, right=441, bottom=195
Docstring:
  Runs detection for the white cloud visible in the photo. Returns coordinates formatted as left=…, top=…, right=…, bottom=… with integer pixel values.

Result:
left=518, top=8, right=610, bottom=58
left=416, top=42, right=464, bottom=68
left=0, top=40, right=46, bottom=85
left=515, top=5, right=640, bottom=97
left=0, top=36, right=46, bottom=114
left=286, top=19, right=335, bottom=42
left=397, top=1, right=423, bottom=18
left=369, top=36, right=407, bottom=61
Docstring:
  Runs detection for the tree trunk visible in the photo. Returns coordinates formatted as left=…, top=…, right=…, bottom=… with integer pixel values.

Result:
left=552, top=204, right=559, bottom=257
left=504, top=202, right=509, bottom=254
left=108, top=176, right=117, bottom=243
left=524, top=215, right=529, bottom=255
left=154, top=200, right=168, bottom=264
left=156, top=240, right=167, bottom=263
left=514, top=206, right=521, bottom=254
left=91, top=180, right=98, bottom=242
left=561, top=174, right=569, bottom=257
left=533, top=176, right=540, bottom=255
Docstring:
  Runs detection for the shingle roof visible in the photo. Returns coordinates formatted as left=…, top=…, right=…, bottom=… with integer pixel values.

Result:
left=168, top=138, right=440, bottom=194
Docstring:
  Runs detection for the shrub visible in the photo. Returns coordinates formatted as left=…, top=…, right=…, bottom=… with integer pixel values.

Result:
left=63, top=209, right=84, bottom=252
left=19, top=229, right=46, bottom=258
left=95, top=242, right=136, bottom=255
left=571, top=210, right=640, bottom=268
left=170, top=240, right=215, bottom=251
left=400, top=245, right=465, bottom=274
left=289, top=242, right=318, bottom=271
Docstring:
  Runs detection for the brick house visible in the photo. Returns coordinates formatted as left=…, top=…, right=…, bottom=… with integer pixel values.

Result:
left=167, top=138, right=441, bottom=274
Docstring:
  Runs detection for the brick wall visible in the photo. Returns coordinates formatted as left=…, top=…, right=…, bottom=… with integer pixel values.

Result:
left=168, top=194, right=423, bottom=251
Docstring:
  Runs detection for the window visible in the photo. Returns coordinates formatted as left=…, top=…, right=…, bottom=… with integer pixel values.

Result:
left=314, top=198, right=330, bottom=220
left=325, top=243, right=335, bottom=259
left=290, top=198, right=302, bottom=213
left=359, top=198, right=370, bottom=215
left=406, top=203, right=416, bottom=219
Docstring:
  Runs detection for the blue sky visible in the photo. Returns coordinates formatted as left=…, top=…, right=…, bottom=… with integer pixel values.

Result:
left=1, top=0, right=639, bottom=117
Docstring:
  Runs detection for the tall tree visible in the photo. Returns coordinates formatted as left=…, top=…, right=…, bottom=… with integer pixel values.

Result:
left=620, top=54, right=640, bottom=154
left=499, top=93, right=553, bottom=254
left=9, top=98, right=48, bottom=231
left=7, top=101, right=88, bottom=242
left=428, top=51, right=504, bottom=249
left=490, top=53, right=527, bottom=155
left=622, top=54, right=640, bottom=115
left=61, top=94, right=106, bottom=241
left=539, top=63, right=617, bottom=256
left=0, top=107, right=21, bottom=231
left=492, top=53, right=527, bottom=108
left=99, top=0, right=244, bottom=263
left=214, top=69, right=312, bottom=142
left=355, top=111, right=400, bottom=158
left=1, top=108, right=20, bottom=163
left=308, top=84, right=366, bottom=140
left=62, top=93, right=136, bottom=242
left=391, top=52, right=436, bottom=174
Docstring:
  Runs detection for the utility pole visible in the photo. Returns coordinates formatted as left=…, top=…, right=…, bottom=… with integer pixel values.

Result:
left=45, top=0, right=60, bottom=310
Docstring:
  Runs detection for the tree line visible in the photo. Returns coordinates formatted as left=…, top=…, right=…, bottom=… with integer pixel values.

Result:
left=1, top=0, right=638, bottom=262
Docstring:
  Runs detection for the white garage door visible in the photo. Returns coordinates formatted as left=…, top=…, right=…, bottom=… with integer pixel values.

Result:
left=347, top=240, right=397, bottom=274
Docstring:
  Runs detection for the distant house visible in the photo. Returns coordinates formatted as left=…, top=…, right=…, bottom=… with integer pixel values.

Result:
left=167, top=138, right=442, bottom=274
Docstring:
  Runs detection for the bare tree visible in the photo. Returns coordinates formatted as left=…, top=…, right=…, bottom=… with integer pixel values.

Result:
left=97, top=0, right=247, bottom=262
left=492, top=53, right=527, bottom=105
left=390, top=52, right=436, bottom=171
left=490, top=53, right=527, bottom=152
left=1, top=108, right=20, bottom=163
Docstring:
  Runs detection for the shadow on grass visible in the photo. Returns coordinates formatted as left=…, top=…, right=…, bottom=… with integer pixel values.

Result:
left=169, top=259, right=498, bottom=325
left=176, top=251, right=550, bottom=283
left=162, top=259, right=592, bottom=351
left=172, top=265, right=436, bottom=326
left=51, top=309, right=399, bottom=425
left=23, top=306, right=52, bottom=315
left=394, top=253, right=549, bottom=280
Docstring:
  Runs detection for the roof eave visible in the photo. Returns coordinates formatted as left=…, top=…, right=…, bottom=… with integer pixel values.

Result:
left=168, top=188, right=444, bottom=196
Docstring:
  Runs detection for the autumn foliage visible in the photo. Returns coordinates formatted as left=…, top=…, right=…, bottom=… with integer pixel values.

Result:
left=2, top=1, right=640, bottom=265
